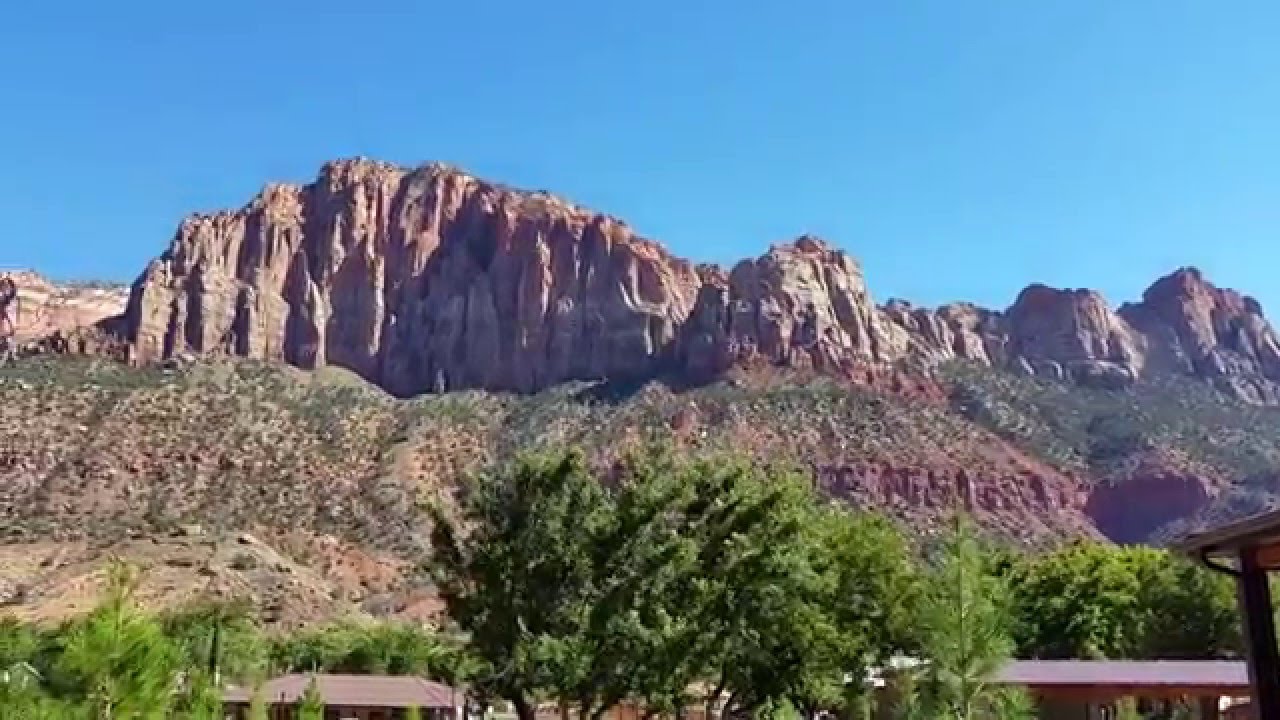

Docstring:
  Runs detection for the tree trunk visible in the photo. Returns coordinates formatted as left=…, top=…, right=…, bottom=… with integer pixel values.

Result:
left=513, top=695, right=537, bottom=720
left=705, top=675, right=728, bottom=720
left=722, top=691, right=741, bottom=720
left=590, top=696, right=622, bottom=720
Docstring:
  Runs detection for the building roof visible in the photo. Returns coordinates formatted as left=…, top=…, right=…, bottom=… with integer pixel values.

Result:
left=1175, top=507, right=1280, bottom=569
left=994, top=660, right=1249, bottom=690
left=223, top=674, right=460, bottom=708
left=873, top=659, right=1250, bottom=699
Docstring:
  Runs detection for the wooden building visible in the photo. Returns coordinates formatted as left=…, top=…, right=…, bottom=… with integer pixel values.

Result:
left=223, top=674, right=462, bottom=720
left=996, top=660, right=1249, bottom=719
left=1178, top=508, right=1280, bottom=719
left=874, top=660, right=1250, bottom=719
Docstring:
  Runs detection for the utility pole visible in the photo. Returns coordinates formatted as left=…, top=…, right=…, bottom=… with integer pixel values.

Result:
left=209, top=619, right=222, bottom=686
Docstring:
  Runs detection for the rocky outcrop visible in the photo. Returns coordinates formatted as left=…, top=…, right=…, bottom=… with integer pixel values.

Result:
left=1002, top=284, right=1141, bottom=388
left=1083, top=453, right=1222, bottom=544
left=817, top=461, right=1097, bottom=543
left=675, top=237, right=901, bottom=382
left=1120, top=268, right=1280, bottom=404
left=124, top=159, right=700, bottom=395
left=879, top=300, right=1005, bottom=367
left=883, top=270, right=1280, bottom=402
left=6, top=272, right=127, bottom=340
left=115, top=157, right=1280, bottom=404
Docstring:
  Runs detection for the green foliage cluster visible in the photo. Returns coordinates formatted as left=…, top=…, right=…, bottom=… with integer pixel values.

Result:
left=0, top=561, right=475, bottom=718
left=270, top=620, right=475, bottom=683
left=426, top=446, right=1248, bottom=720
left=429, top=447, right=922, bottom=720
left=1005, top=542, right=1242, bottom=661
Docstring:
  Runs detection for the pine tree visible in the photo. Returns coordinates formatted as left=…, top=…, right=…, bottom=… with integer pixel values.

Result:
left=180, top=670, right=225, bottom=720
left=54, top=561, right=179, bottom=720
left=903, top=519, right=1032, bottom=720
left=297, top=676, right=325, bottom=720
left=247, top=682, right=269, bottom=720
left=1113, top=698, right=1142, bottom=720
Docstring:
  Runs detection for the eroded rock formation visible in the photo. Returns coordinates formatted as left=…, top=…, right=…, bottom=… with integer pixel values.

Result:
left=6, top=272, right=127, bottom=341
left=115, top=157, right=1280, bottom=404
left=882, top=270, right=1280, bottom=402
left=675, top=237, right=901, bottom=382
left=125, top=159, right=700, bottom=395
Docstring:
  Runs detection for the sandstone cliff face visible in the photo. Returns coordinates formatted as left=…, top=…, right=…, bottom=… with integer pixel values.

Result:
left=818, top=461, right=1095, bottom=543
left=882, top=271, right=1280, bottom=402
left=119, top=157, right=1280, bottom=404
left=1120, top=268, right=1280, bottom=404
left=675, top=237, right=902, bottom=382
left=126, top=159, right=700, bottom=395
left=5, top=272, right=127, bottom=341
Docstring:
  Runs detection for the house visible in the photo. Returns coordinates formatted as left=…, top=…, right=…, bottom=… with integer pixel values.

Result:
left=223, top=674, right=463, bottom=720
left=873, top=659, right=1251, bottom=720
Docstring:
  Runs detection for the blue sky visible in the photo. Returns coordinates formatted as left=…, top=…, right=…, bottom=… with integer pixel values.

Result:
left=3, top=1, right=1279, bottom=313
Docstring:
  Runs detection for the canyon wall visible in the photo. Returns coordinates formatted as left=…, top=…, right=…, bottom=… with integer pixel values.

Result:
left=120, top=158, right=1280, bottom=403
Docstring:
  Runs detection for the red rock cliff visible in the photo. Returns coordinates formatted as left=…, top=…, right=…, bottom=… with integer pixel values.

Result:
left=119, top=158, right=1280, bottom=403
left=125, top=159, right=700, bottom=394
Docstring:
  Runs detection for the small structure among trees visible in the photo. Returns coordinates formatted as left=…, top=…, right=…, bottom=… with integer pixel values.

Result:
left=222, top=674, right=463, bottom=720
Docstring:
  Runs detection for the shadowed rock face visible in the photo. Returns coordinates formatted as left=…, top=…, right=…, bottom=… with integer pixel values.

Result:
left=118, top=157, right=1280, bottom=403
left=1083, top=453, right=1222, bottom=544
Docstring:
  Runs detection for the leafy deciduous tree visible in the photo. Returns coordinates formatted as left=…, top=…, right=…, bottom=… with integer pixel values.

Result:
left=429, top=450, right=612, bottom=720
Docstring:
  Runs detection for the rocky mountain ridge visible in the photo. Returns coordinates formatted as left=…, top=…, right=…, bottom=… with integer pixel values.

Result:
left=114, top=157, right=1280, bottom=404
left=6, top=159, right=1280, bottom=622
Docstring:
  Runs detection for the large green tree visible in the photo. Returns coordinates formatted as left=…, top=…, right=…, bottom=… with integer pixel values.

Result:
left=801, top=509, right=918, bottom=720
left=1007, top=544, right=1241, bottom=661
left=1007, top=541, right=1143, bottom=659
left=582, top=450, right=843, bottom=720
left=429, top=450, right=613, bottom=720
left=1128, top=549, right=1241, bottom=659
left=429, top=445, right=912, bottom=720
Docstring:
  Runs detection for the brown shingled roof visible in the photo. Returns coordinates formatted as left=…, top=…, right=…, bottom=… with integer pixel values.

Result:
left=224, top=674, right=461, bottom=708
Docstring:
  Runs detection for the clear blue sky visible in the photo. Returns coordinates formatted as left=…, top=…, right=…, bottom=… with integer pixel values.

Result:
left=4, top=1, right=1279, bottom=313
